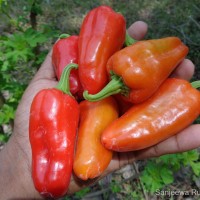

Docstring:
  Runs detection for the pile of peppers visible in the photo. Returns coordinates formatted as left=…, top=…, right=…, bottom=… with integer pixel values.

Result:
left=29, top=5, right=200, bottom=198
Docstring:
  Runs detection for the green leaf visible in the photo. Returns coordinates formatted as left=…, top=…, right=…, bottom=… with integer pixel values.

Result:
left=190, top=162, right=200, bottom=176
left=110, top=181, right=121, bottom=193
left=181, top=150, right=199, bottom=166
left=0, top=0, right=7, bottom=10
left=74, top=187, right=90, bottom=198
left=35, top=50, right=48, bottom=65
left=1, top=60, right=9, bottom=71
left=160, top=167, right=174, bottom=185
left=141, top=164, right=162, bottom=193
left=150, top=180, right=163, bottom=193
left=131, top=191, right=144, bottom=199
left=188, top=150, right=199, bottom=161
left=141, top=159, right=175, bottom=194
left=141, top=170, right=152, bottom=184
left=0, top=133, right=9, bottom=142
left=0, top=104, right=15, bottom=124
left=24, top=28, right=48, bottom=47
left=146, top=161, right=161, bottom=181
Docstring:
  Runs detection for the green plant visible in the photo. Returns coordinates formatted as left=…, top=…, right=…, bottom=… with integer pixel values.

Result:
left=74, top=187, right=90, bottom=199
left=140, top=150, right=200, bottom=194
left=110, top=180, right=122, bottom=194
left=0, top=0, right=59, bottom=143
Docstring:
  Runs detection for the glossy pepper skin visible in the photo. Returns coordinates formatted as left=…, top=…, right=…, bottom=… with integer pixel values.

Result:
left=78, top=5, right=126, bottom=94
left=84, top=37, right=189, bottom=104
left=73, top=97, right=118, bottom=180
left=52, top=34, right=83, bottom=100
left=29, top=64, right=79, bottom=198
left=101, top=78, right=200, bottom=152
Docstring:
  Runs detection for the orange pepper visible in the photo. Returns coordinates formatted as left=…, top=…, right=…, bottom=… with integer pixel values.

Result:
left=73, top=97, right=118, bottom=180
left=84, top=37, right=189, bottom=104
left=101, top=78, right=200, bottom=152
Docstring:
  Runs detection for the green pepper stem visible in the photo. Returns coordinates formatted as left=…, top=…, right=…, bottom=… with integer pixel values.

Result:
left=124, top=32, right=137, bottom=46
left=83, top=73, right=129, bottom=102
left=56, top=63, right=78, bottom=95
left=191, top=80, right=200, bottom=89
left=59, top=33, right=70, bottom=39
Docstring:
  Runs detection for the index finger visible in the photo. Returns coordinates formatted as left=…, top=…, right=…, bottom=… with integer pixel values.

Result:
left=127, top=21, right=148, bottom=40
left=135, top=124, right=200, bottom=160
left=171, top=59, right=195, bottom=81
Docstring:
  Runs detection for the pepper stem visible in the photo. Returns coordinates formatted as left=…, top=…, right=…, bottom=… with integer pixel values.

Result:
left=124, top=32, right=137, bottom=46
left=56, top=63, right=78, bottom=96
left=191, top=80, right=200, bottom=89
left=83, top=73, right=130, bottom=102
left=59, top=33, right=70, bottom=39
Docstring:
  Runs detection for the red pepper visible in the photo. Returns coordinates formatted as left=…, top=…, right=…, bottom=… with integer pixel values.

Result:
left=52, top=34, right=83, bottom=100
left=101, top=78, right=200, bottom=152
left=78, top=5, right=126, bottom=94
left=29, top=64, right=79, bottom=198
left=73, top=97, right=118, bottom=180
left=84, top=37, right=189, bottom=104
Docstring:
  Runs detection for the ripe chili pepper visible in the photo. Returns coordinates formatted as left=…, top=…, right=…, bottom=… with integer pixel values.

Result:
left=84, top=37, right=189, bottom=104
left=101, top=78, right=200, bottom=152
left=78, top=5, right=126, bottom=94
left=73, top=97, right=118, bottom=180
left=52, top=34, right=83, bottom=100
left=114, top=94, right=133, bottom=116
left=29, top=64, right=79, bottom=198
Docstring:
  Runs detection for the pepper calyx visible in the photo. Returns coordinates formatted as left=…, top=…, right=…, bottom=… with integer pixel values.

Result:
left=56, top=63, right=78, bottom=96
left=83, top=71, right=130, bottom=102
left=124, top=32, right=137, bottom=47
left=191, top=80, right=200, bottom=89
left=59, top=33, right=71, bottom=39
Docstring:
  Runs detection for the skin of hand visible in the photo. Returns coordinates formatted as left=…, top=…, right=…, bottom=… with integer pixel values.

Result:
left=0, top=21, right=199, bottom=199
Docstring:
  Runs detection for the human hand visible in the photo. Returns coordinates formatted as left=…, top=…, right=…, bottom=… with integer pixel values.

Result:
left=0, top=21, right=199, bottom=200
left=69, top=21, right=200, bottom=193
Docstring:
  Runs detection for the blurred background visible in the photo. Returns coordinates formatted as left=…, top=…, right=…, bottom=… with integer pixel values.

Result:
left=0, top=0, right=200, bottom=199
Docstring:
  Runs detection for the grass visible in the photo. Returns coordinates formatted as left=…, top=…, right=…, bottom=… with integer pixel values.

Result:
left=36, top=0, right=200, bottom=78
